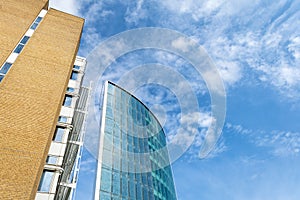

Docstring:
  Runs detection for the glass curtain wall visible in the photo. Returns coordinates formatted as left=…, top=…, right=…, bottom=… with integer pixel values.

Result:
left=96, top=81, right=177, bottom=200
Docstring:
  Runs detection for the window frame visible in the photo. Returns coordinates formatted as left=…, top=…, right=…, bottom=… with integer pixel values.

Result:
left=62, top=94, right=73, bottom=107
left=53, top=126, right=66, bottom=142
left=38, top=170, right=55, bottom=192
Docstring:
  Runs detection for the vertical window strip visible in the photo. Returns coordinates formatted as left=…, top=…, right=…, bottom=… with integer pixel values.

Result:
left=0, top=9, right=48, bottom=83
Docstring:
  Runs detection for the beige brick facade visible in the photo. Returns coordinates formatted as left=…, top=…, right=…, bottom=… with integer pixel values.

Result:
left=0, top=0, right=48, bottom=67
left=0, top=1, right=84, bottom=199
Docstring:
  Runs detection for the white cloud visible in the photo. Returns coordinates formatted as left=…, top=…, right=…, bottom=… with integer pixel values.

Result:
left=171, top=37, right=195, bottom=53
left=227, top=123, right=300, bottom=157
left=49, top=0, right=81, bottom=16
left=169, top=112, right=207, bottom=147
left=150, top=0, right=300, bottom=100
left=288, top=36, right=300, bottom=60
left=160, top=0, right=225, bottom=18
left=216, top=60, right=242, bottom=86
left=168, top=111, right=226, bottom=160
left=124, top=0, right=147, bottom=25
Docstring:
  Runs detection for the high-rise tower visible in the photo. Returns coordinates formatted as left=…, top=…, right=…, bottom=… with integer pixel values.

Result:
left=0, top=1, right=88, bottom=199
left=95, top=81, right=177, bottom=200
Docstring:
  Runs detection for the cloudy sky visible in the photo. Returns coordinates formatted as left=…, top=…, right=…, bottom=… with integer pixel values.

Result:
left=50, top=0, right=300, bottom=199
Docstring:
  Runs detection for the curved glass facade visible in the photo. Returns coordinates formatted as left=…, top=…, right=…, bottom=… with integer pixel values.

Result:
left=95, top=81, right=177, bottom=200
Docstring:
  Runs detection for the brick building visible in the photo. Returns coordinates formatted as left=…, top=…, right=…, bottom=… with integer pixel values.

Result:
left=0, top=0, right=89, bottom=199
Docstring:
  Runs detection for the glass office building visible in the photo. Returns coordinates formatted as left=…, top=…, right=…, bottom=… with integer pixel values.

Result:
left=95, top=81, right=177, bottom=200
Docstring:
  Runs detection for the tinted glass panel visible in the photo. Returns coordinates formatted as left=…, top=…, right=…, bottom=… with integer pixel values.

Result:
left=58, top=116, right=68, bottom=123
left=35, top=16, right=42, bottom=23
left=38, top=170, right=54, bottom=192
left=63, top=95, right=72, bottom=107
left=46, top=156, right=58, bottom=165
left=53, top=127, right=65, bottom=142
left=13, top=44, right=24, bottom=53
left=73, top=65, right=80, bottom=70
left=70, top=71, right=78, bottom=80
left=67, top=87, right=75, bottom=92
left=30, top=23, right=38, bottom=30
left=0, top=63, right=12, bottom=74
left=20, top=36, right=30, bottom=44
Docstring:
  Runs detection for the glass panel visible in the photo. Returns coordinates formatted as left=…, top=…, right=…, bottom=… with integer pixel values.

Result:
left=136, top=184, right=142, bottom=200
left=106, top=107, right=113, bottom=118
left=101, top=167, right=112, bottom=192
left=143, top=187, right=149, bottom=200
left=46, top=156, right=58, bottom=165
left=35, top=16, right=42, bottom=23
left=38, top=170, right=54, bottom=192
left=67, top=87, right=75, bottom=92
left=121, top=175, right=128, bottom=197
left=107, top=83, right=115, bottom=94
left=73, top=65, right=80, bottom=70
left=70, top=71, right=78, bottom=80
left=68, top=164, right=76, bottom=182
left=129, top=180, right=136, bottom=199
left=30, top=22, right=38, bottom=30
left=104, top=134, right=113, bottom=150
left=53, top=127, right=65, bottom=142
left=100, top=191, right=111, bottom=200
left=58, top=116, right=68, bottom=123
left=20, top=36, right=30, bottom=44
left=0, top=63, right=12, bottom=74
left=0, top=75, right=4, bottom=82
left=102, top=148, right=112, bottom=166
left=112, top=171, right=120, bottom=195
left=13, top=44, right=24, bottom=53
left=63, top=95, right=72, bottom=107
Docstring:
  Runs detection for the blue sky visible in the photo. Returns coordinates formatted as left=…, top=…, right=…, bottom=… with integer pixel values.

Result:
left=50, top=0, right=300, bottom=199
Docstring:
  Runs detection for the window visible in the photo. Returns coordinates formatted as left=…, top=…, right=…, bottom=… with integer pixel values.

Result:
left=73, top=65, right=80, bottom=70
left=58, top=116, right=68, bottom=123
left=20, top=36, right=30, bottom=45
left=38, top=170, right=54, bottom=192
left=53, top=127, right=65, bottom=142
left=35, top=16, right=42, bottom=23
left=0, top=75, right=4, bottom=82
left=100, top=192, right=111, bottom=200
left=101, top=167, right=112, bottom=192
left=30, top=17, right=42, bottom=30
left=13, top=44, right=24, bottom=53
left=67, top=87, right=75, bottom=92
left=46, top=156, right=58, bottom=165
left=0, top=63, right=12, bottom=74
left=70, top=71, right=78, bottom=80
left=63, top=95, right=72, bottom=107
left=30, top=22, right=38, bottom=30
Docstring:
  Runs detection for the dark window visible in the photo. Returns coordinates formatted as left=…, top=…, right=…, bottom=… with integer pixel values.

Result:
left=20, top=36, right=30, bottom=45
left=67, top=87, right=75, bottom=92
left=70, top=71, right=78, bottom=80
left=30, top=23, right=38, bottom=30
left=13, top=44, right=24, bottom=53
left=46, top=156, right=58, bottom=165
left=0, top=75, right=4, bottom=82
left=63, top=95, right=72, bottom=107
left=58, top=116, right=68, bottom=123
left=53, top=127, right=65, bottom=142
left=0, top=63, right=12, bottom=74
left=38, top=170, right=54, bottom=192
left=35, top=16, right=42, bottom=23
left=73, top=65, right=80, bottom=70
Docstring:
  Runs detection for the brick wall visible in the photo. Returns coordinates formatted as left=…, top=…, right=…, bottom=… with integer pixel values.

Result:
left=0, top=2, right=84, bottom=199
left=0, top=0, right=48, bottom=66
